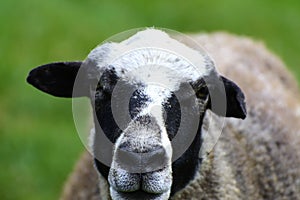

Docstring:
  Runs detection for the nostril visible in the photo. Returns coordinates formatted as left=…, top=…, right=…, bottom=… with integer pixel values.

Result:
left=108, top=168, right=141, bottom=192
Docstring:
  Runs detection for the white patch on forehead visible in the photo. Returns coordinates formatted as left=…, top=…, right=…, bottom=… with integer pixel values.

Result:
left=85, top=28, right=217, bottom=91
left=113, top=50, right=195, bottom=91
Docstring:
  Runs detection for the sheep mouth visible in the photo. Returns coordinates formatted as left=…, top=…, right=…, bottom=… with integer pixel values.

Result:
left=110, top=187, right=170, bottom=200
left=108, top=166, right=172, bottom=200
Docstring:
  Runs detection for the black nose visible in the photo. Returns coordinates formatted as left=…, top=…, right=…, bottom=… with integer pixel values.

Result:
left=114, top=145, right=169, bottom=174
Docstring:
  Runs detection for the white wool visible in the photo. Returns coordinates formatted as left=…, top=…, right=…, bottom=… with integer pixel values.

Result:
left=86, top=28, right=217, bottom=91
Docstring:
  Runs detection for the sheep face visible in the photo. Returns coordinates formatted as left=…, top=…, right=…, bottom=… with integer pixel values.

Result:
left=27, top=29, right=246, bottom=200
left=91, top=66, right=209, bottom=200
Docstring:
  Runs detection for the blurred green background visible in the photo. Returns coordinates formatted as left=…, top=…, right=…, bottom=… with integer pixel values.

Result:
left=0, top=0, right=299, bottom=199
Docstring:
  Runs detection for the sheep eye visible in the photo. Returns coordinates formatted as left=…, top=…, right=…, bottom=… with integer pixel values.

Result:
left=196, top=86, right=209, bottom=99
left=96, top=82, right=103, bottom=91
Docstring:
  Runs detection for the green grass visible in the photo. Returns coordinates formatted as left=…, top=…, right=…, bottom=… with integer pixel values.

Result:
left=0, top=0, right=300, bottom=199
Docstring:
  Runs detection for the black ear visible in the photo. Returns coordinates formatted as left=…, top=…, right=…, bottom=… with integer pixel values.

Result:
left=208, top=76, right=247, bottom=119
left=27, top=61, right=88, bottom=98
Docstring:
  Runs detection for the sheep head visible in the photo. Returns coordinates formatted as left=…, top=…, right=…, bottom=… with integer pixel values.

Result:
left=27, top=28, right=246, bottom=200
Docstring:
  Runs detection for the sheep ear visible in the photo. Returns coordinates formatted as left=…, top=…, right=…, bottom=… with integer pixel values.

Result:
left=27, top=61, right=88, bottom=98
left=208, top=76, right=247, bottom=119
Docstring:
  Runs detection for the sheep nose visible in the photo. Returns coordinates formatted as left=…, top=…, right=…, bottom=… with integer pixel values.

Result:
left=109, top=144, right=173, bottom=194
left=114, top=146, right=169, bottom=174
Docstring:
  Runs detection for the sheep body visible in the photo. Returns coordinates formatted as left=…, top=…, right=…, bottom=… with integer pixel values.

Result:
left=61, top=32, right=300, bottom=200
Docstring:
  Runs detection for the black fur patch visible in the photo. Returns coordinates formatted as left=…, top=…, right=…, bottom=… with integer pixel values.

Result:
left=27, top=62, right=87, bottom=97
left=220, top=76, right=247, bottom=119
left=168, top=82, right=207, bottom=195
left=170, top=118, right=204, bottom=195
left=93, top=69, right=122, bottom=143
left=163, top=93, right=181, bottom=140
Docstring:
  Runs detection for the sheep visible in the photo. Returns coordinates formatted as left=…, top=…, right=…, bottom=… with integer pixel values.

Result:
left=27, top=29, right=300, bottom=200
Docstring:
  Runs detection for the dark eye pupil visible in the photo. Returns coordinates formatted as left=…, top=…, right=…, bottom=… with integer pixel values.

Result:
left=197, top=86, right=208, bottom=99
